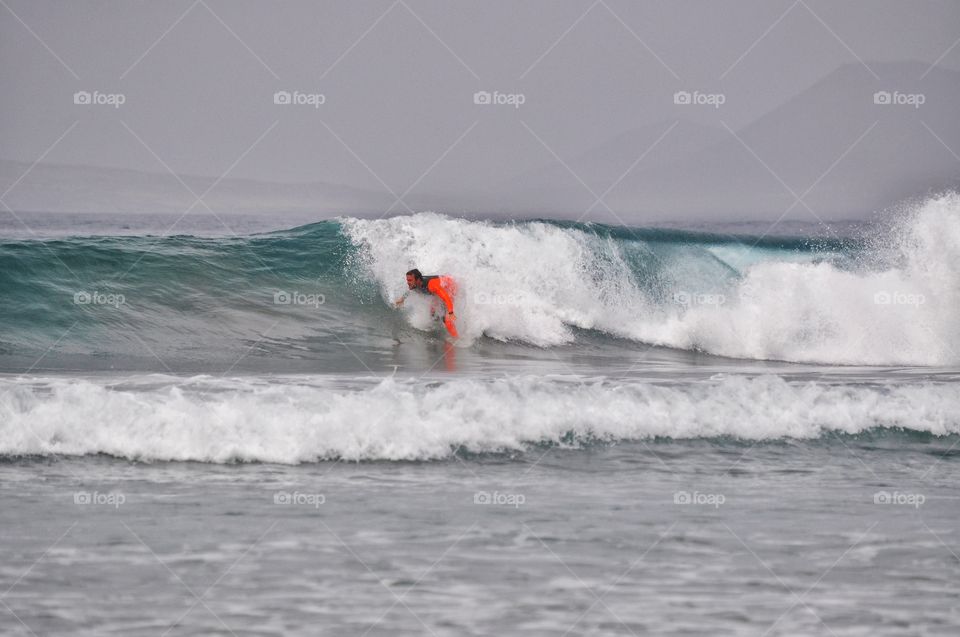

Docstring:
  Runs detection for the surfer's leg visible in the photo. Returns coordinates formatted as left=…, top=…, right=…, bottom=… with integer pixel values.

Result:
left=443, top=314, right=459, bottom=338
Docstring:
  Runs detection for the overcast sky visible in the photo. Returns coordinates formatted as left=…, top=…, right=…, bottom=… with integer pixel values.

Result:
left=2, top=0, right=959, bottom=221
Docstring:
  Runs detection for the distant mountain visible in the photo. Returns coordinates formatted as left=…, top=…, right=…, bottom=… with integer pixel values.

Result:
left=0, top=160, right=395, bottom=216
left=621, top=62, right=958, bottom=220
left=492, top=62, right=960, bottom=221
left=497, top=120, right=728, bottom=216
left=3, top=62, right=957, bottom=222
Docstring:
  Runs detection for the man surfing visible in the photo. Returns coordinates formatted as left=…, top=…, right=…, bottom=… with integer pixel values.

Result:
left=395, top=268, right=459, bottom=338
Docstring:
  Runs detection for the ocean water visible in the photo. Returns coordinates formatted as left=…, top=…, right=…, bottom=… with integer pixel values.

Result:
left=1, top=195, right=959, bottom=635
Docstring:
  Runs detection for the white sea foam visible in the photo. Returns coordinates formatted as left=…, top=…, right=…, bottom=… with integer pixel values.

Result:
left=1, top=374, right=956, bottom=463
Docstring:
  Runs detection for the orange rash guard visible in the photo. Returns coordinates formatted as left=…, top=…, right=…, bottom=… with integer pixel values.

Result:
left=424, top=275, right=457, bottom=313
left=419, top=275, right=458, bottom=337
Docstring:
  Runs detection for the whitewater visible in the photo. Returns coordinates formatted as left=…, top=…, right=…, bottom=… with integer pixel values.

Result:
left=2, top=373, right=959, bottom=463
left=345, top=192, right=960, bottom=364
left=0, top=192, right=958, bottom=464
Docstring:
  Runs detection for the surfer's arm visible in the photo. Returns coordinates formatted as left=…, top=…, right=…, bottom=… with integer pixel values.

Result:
left=394, top=292, right=408, bottom=307
left=427, top=280, right=455, bottom=314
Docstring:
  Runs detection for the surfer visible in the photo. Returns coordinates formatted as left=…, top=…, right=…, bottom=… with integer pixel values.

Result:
left=395, top=269, right=459, bottom=338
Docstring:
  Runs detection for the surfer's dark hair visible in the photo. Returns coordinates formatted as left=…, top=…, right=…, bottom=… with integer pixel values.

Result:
left=406, top=268, right=423, bottom=281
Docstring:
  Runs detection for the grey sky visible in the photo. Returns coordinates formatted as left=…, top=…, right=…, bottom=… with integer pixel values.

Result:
left=2, top=0, right=959, bottom=221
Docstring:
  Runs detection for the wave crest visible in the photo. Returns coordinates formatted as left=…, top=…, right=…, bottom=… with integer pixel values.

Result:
left=346, top=194, right=960, bottom=364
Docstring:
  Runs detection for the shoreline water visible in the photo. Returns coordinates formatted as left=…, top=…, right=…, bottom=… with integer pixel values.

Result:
left=3, top=437, right=957, bottom=636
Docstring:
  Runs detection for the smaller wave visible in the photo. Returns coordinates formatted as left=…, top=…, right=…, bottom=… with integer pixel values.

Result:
left=1, top=374, right=957, bottom=463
